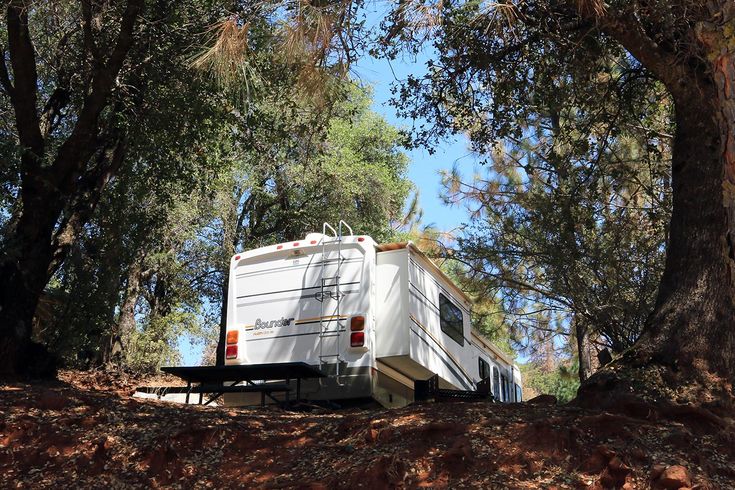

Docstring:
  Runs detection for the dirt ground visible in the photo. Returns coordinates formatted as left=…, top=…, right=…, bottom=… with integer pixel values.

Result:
left=1, top=370, right=734, bottom=489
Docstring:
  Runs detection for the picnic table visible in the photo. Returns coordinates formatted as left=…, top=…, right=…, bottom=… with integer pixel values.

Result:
left=140, top=362, right=326, bottom=407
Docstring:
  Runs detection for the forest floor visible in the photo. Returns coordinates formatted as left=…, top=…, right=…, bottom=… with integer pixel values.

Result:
left=1, top=370, right=734, bottom=489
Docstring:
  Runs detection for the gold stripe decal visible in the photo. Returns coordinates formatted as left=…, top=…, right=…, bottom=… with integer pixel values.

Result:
left=295, top=315, right=348, bottom=325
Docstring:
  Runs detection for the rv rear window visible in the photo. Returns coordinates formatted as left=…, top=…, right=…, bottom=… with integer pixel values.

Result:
left=439, top=293, right=464, bottom=346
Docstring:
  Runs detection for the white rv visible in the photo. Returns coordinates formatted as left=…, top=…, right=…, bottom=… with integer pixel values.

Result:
left=223, top=222, right=522, bottom=407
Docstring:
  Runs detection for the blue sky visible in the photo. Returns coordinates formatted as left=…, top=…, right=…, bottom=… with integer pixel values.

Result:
left=354, top=53, right=475, bottom=232
left=349, top=1, right=482, bottom=233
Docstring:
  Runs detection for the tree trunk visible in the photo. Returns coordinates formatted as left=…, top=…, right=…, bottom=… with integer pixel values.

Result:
left=579, top=4, right=735, bottom=393
left=0, top=0, right=143, bottom=378
left=0, top=201, right=63, bottom=378
left=575, top=319, right=592, bottom=383
left=632, top=69, right=735, bottom=380
left=215, top=268, right=230, bottom=367
left=103, top=259, right=143, bottom=366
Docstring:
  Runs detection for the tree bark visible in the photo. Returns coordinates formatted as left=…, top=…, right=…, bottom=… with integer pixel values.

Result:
left=632, top=70, right=735, bottom=379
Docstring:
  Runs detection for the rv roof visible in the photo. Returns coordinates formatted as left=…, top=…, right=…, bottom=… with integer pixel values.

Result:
left=376, top=241, right=472, bottom=306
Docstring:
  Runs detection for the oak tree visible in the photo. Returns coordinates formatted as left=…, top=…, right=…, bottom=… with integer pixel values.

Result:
left=384, top=0, right=735, bottom=395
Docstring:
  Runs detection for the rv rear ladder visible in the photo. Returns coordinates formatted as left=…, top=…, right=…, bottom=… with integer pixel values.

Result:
left=317, top=221, right=352, bottom=376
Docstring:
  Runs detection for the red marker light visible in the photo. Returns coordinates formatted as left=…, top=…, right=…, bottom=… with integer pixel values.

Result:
left=310, top=240, right=317, bottom=245
left=293, top=242, right=299, bottom=247
left=225, top=345, right=238, bottom=359
left=350, top=316, right=365, bottom=331
left=357, top=237, right=365, bottom=242
left=277, top=245, right=283, bottom=250
left=350, top=332, right=365, bottom=347
left=234, top=255, right=241, bottom=261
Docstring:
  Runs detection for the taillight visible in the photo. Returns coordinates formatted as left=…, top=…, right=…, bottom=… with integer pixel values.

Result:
left=350, top=316, right=365, bottom=331
left=350, top=332, right=364, bottom=347
left=225, top=345, right=238, bottom=359
left=226, top=330, right=238, bottom=344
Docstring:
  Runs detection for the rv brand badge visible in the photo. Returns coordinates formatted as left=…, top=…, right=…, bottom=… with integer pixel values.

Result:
left=254, top=317, right=293, bottom=329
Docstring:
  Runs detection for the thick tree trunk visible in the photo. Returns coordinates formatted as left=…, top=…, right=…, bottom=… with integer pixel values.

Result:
left=563, top=4, right=735, bottom=411
left=625, top=74, right=735, bottom=380
left=0, top=200, right=63, bottom=377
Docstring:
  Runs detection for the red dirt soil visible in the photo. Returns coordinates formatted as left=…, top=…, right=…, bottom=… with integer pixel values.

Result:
left=1, top=370, right=734, bottom=489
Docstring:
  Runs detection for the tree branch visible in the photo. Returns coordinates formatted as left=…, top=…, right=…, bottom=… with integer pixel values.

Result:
left=6, top=0, right=44, bottom=166
left=80, top=0, right=102, bottom=64
left=39, top=87, right=70, bottom=139
left=0, top=46, right=14, bottom=98
left=51, top=0, right=144, bottom=194
left=49, top=133, right=128, bottom=276
left=591, top=3, right=692, bottom=97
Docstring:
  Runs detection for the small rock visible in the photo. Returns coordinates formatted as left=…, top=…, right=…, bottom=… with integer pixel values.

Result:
left=581, top=445, right=616, bottom=474
left=378, top=428, right=394, bottom=441
left=599, top=468, right=616, bottom=488
left=629, top=447, right=648, bottom=462
left=657, top=465, right=691, bottom=489
left=581, top=451, right=608, bottom=474
left=608, top=456, right=627, bottom=472
left=526, top=458, right=543, bottom=475
left=365, top=428, right=379, bottom=443
left=650, top=463, right=667, bottom=480
left=606, top=455, right=632, bottom=487
left=527, top=394, right=557, bottom=405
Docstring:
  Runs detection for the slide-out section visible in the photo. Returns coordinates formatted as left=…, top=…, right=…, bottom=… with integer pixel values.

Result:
left=375, top=244, right=477, bottom=396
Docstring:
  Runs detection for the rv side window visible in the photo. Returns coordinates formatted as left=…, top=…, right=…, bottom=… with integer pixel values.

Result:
left=439, top=293, right=464, bottom=346
left=515, top=383, right=522, bottom=402
left=492, top=366, right=500, bottom=400
left=479, top=358, right=490, bottom=380
left=501, top=375, right=507, bottom=402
